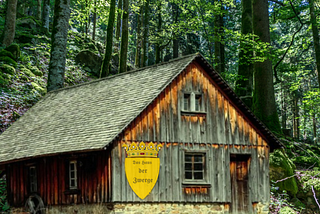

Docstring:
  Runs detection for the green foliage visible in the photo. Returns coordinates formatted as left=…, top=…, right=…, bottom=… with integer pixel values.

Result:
left=0, top=50, right=14, bottom=60
left=5, top=44, right=21, bottom=59
left=0, top=57, right=17, bottom=68
left=0, top=64, right=15, bottom=75
left=28, top=66, right=43, bottom=77
left=20, top=66, right=36, bottom=78
left=0, top=174, right=9, bottom=212
left=296, top=170, right=320, bottom=192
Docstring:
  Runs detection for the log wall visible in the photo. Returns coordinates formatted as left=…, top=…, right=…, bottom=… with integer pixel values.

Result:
left=6, top=150, right=112, bottom=207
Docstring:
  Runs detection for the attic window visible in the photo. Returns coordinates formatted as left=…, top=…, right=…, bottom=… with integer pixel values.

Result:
left=69, top=161, right=78, bottom=189
left=182, top=92, right=204, bottom=113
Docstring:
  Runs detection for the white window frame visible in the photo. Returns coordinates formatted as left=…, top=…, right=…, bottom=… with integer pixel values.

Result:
left=69, top=160, right=78, bottom=189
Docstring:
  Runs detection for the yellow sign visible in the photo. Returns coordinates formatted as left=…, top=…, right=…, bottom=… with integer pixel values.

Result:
left=122, top=142, right=162, bottom=200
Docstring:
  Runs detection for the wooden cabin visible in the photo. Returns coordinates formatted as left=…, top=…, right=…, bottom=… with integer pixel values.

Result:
left=0, top=54, right=281, bottom=214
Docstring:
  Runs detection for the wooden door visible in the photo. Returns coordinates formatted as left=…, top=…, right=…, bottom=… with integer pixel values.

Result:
left=230, top=155, right=250, bottom=214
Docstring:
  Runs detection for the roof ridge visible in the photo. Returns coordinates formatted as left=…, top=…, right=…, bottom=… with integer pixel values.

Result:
left=48, top=53, right=199, bottom=94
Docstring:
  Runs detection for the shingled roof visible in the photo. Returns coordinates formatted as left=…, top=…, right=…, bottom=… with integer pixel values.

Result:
left=0, top=53, right=282, bottom=164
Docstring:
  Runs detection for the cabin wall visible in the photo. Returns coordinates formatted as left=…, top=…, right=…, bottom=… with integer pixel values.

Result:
left=6, top=150, right=112, bottom=207
left=112, top=62, right=270, bottom=207
left=112, top=142, right=269, bottom=204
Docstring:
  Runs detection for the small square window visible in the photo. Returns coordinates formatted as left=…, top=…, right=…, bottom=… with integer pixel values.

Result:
left=184, top=153, right=206, bottom=181
left=69, top=161, right=77, bottom=189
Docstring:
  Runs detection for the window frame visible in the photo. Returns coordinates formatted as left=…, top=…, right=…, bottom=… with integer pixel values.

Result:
left=29, top=166, right=37, bottom=193
left=181, top=92, right=205, bottom=114
left=69, top=160, right=78, bottom=190
left=183, top=151, right=208, bottom=185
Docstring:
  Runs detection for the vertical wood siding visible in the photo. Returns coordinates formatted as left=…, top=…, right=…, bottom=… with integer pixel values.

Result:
left=6, top=150, right=112, bottom=207
left=112, top=62, right=270, bottom=205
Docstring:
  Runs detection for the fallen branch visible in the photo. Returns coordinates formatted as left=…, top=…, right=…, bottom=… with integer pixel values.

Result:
left=311, top=186, right=320, bottom=210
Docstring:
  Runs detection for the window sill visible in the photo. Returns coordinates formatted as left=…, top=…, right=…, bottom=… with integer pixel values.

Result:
left=64, top=189, right=81, bottom=195
left=181, top=111, right=206, bottom=116
left=182, top=182, right=211, bottom=188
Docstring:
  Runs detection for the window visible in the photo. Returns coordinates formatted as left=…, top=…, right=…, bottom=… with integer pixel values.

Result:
left=182, top=92, right=203, bottom=112
left=69, top=161, right=77, bottom=189
left=29, top=166, right=37, bottom=192
left=183, top=94, right=190, bottom=111
left=195, top=94, right=202, bottom=111
left=184, top=153, right=206, bottom=181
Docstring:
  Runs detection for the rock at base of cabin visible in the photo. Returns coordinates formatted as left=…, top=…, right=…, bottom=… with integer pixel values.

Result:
left=270, top=149, right=298, bottom=196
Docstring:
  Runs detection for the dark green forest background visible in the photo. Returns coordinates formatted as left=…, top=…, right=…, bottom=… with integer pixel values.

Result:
left=0, top=0, right=319, bottom=213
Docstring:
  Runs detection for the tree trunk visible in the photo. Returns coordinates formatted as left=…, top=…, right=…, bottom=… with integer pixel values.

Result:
left=135, top=10, right=142, bottom=68
left=309, top=0, right=320, bottom=87
left=281, top=83, right=287, bottom=129
left=47, top=0, right=71, bottom=92
left=293, top=93, right=299, bottom=139
left=142, top=0, right=149, bottom=67
left=155, top=1, right=162, bottom=64
left=100, top=0, right=116, bottom=78
left=116, top=0, right=123, bottom=44
left=37, top=0, right=41, bottom=20
left=313, top=113, right=317, bottom=144
left=214, top=1, right=225, bottom=74
left=252, top=0, right=281, bottom=133
left=118, top=0, right=129, bottom=73
left=172, top=3, right=179, bottom=59
left=235, top=0, right=253, bottom=108
left=42, top=0, right=50, bottom=33
left=92, top=0, right=97, bottom=41
left=1, top=0, right=17, bottom=47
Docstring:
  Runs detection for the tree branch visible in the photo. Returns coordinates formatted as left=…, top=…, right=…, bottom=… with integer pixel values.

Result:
left=269, top=0, right=285, bottom=6
left=274, top=0, right=304, bottom=84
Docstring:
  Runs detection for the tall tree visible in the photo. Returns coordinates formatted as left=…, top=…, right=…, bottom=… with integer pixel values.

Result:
left=92, top=0, right=97, bottom=40
left=135, top=8, right=142, bottom=68
left=115, top=0, right=123, bottom=44
left=252, top=0, right=281, bottom=133
left=214, top=2, right=225, bottom=74
left=37, top=0, right=41, bottom=20
left=42, top=0, right=50, bottom=33
left=100, top=0, right=116, bottom=78
left=47, top=0, right=71, bottom=92
left=155, top=1, right=162, bottom=64
left=235, top=0, right=253, bottom=108
left=141, top=0, right=149, bottom=67
left=118, top=0, right=129, bottom=73
left=309, top=0, right=320, bottom=87
left=1, top=0, right=18, bottom=47
left=172, top=2, right=179, bottom=59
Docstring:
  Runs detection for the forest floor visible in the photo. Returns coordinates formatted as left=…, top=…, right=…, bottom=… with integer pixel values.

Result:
left=0, top=11, right=319, bottom=214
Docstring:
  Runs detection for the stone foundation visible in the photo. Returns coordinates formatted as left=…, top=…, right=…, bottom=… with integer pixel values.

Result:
left=11, top=202, right=270, bottom=214
left=113, top=203, right=227, bottom=214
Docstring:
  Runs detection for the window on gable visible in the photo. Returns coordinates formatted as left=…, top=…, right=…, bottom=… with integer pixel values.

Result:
left=183, top=94, right=190, bottom=111
left=184, top=153, right=206, bottom=181
left=195, top=94, right=202, bottom=111
left=69, top=161, right=77, bottom=189
left=182, top=92, right=203, bottom=112
left=29, top=166, right=37, bottom=192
